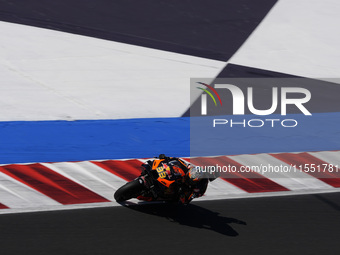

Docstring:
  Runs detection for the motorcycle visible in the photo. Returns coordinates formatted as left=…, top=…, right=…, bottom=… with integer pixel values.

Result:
left=114, top=154, right=215, bottom=204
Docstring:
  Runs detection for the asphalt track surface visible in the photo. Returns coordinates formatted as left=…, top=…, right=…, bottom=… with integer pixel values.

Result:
left=1, top=192, right=340, bottom=255
left=0, top=0, right=277, bottom=61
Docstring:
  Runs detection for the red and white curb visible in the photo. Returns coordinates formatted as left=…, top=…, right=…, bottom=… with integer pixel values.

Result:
left=1, top=150, right=340, bottom=214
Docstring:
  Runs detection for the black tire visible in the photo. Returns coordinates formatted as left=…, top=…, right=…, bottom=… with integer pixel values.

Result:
left=114, top=179, right=144, bottom=202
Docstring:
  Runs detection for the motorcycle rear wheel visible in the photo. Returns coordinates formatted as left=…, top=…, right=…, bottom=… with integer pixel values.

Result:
left=114, top=179, right=144, bottom=202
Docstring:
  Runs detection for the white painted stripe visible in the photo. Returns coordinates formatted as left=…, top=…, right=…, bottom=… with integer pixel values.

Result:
left=309, top=151, right=340, bottom=166
left=2, top=188, right=340, bottom=215
left=0, top=21, right=225, bottom=121
left=228, top=154, right=332, bottom=191
left=0, top=172, right=61, bottom=208
left=205, top=178, right=247, bottom=196
left=42, top=162, right=127, bottom=201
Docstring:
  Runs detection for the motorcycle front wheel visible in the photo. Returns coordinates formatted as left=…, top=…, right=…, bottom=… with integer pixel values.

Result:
left=114, top=179, right=144, bottom=202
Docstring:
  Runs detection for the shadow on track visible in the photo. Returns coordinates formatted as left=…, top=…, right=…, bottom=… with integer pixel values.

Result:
left=126, top=203, right=247, bottom=237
